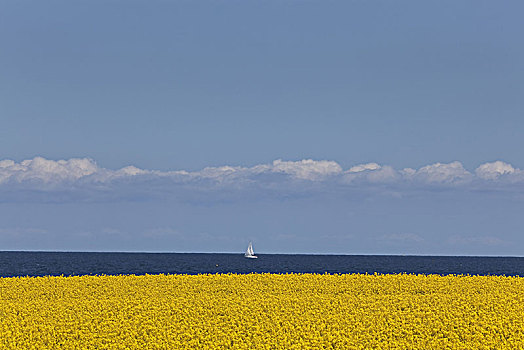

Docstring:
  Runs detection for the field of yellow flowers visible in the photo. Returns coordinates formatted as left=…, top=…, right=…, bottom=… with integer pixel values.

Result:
left=1, top=273, right=523, bottom=349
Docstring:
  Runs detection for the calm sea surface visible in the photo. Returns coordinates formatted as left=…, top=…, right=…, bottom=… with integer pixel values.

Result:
left=1, top=252, right=523, bottom=277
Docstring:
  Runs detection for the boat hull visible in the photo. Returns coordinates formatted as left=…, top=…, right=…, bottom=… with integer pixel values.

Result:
left=244, top=255, right=258, bottom=259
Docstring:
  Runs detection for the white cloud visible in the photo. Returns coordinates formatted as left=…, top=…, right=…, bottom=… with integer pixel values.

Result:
left=400, top=168, right=416, bottom=176
left=270, top=159, right=342, bottom=180
left=1, top=157, right=524, bottom=201
left=475, top=161, right=517, bottom=180
left=117, top=166, right=150, bottom=177
left=343, top=163, right=399, bottom=183
left=366, top=165, right=399, bottom=183
left=187, top=159, right=343, bottom=183
left=190, top=165, right=255, bottom=184
left=409, top=161, right=472, bottom=184
left=0, top=157, right=98, bottom=184
left=348, top=163, right=381, bottom=173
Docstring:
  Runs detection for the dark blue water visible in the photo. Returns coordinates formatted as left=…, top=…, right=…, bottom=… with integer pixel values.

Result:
left=1, top=252, right=523, bottom=277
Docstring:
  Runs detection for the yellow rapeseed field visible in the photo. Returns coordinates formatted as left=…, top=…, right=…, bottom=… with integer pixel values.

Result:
left=1, top=273, right=523, bottom=349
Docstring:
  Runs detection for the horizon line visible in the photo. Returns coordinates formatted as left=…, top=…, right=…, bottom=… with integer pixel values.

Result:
left=1, top=250, right=522, bottom=258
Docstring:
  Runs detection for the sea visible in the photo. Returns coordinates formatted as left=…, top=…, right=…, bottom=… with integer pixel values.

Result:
left=1, top=252, right=523, bottom=277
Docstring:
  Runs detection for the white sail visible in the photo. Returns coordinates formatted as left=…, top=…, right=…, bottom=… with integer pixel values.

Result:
left=244, top=242, right=257, bottom=259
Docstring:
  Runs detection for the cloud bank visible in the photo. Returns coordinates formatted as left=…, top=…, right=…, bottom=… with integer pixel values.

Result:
left=1, top=157, right=524, bottom=202
left=2, top=157, right=524, bottom=255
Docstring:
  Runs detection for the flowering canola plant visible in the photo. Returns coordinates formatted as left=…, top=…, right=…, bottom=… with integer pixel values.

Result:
left=1, top=273, right=523, bottom=349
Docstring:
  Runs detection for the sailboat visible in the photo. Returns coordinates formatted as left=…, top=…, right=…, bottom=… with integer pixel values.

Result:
left=244, top=241, right=257, bottom=259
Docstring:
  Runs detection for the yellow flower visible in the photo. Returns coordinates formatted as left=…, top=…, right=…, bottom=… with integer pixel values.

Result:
left=1, top=273, right=523, bottom=348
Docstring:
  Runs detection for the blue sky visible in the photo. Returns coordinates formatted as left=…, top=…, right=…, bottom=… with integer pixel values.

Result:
left=1, top=1, right=524, bottom=254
